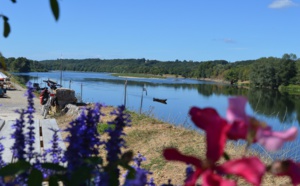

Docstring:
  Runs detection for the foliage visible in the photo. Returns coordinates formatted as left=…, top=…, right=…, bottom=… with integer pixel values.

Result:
left=4, top=57, right=48, bottom=72
left=97, top=122, right=115, bottom=134
left=2, top=53, right=300, bottom=90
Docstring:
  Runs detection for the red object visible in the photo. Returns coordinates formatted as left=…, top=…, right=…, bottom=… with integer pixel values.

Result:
left=39, top=96, right=43, bottom=105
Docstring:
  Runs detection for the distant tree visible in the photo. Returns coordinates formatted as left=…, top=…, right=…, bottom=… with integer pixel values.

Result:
left=224, top=69, right=238, bottom=84
left=250, top=62, right=278, bottom=88
left=277, top=57, right=296, bottom=86
left=282, top=53, right=297, bottom=61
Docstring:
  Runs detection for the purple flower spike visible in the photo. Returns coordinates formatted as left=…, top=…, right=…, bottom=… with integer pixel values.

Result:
left=0, top=137, right=6, bottom=168
left=148, top=177, right=156, bottom=186
left=64, top=103, right=102, bottom=172
left=133, top=152, right=147, bottom=168
left=106, top=105, right=131, bottom=163
left=11, top=109, right=26, bottom=160
left=45, top=128, right=64, bottom=164
left=25, top=81, right=36, bottom=160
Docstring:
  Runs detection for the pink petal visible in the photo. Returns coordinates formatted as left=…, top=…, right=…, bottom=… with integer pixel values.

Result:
left=163, top=148, right=202, bottom=169
left=256, top=126, right=298, bottom=151
left=184, top=168, right=202, bottom=186
left=202, top=170, right=236, bottom=186
left=272, top=160, right=300, bottom=186
left=227, top=121, right=248, bottom=140
left=163, top=148, right=203, bottom=186
left=189, top=107, right=230, bottom=163
left=217, top=157, right=265, bottom=186
left=226, top=97, right=249, bottom=123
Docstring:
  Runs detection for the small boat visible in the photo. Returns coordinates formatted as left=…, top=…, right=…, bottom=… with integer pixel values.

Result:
left=153, top=98, right=167, bottom=104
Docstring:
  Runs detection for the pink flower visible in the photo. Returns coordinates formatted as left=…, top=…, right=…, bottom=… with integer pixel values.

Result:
left=189, top=107, right=231, bottom=163
left=163, top=148, right=265, bottom=186
left=216, top=157, right=265, bottom=186
left=256, top=126, right=298, bottom=151
left=226, top=97, right=249, bottom=124
left=270, top=160, right=300, bottom=186
left=226, top=97, right=298, bottom=151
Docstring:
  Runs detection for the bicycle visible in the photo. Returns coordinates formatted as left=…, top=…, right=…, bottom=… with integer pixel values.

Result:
left=40, top=80, right=61, bottom=119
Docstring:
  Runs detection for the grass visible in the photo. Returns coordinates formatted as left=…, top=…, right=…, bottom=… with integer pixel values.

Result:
left=55, top=105, right=293, bottom=186
left=279, top=84, right=300, bottom=95
left=97, top=122, right=115, bottom=134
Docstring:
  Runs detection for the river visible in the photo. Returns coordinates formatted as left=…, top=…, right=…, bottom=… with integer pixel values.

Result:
left=13, top=71, right=300, bottom=160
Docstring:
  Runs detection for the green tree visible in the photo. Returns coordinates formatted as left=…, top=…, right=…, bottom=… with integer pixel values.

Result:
left=277, top=57, right=296, bottom=86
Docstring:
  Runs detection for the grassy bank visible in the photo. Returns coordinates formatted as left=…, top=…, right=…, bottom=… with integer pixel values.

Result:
left=279, top=84, right=300, bottom=95
left=111, top=73, right=166, bottom=79
left=55, top=105, right=290, bottom=185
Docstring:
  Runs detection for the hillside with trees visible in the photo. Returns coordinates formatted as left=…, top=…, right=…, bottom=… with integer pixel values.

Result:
left=1, top=57, right=48, bottom=72
left=1, top=54, right=299, bottom=89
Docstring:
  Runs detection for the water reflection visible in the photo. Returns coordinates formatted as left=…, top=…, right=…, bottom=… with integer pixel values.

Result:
left=14, top=73, right=300, bottom=126
left=247, top=88, right=297, bottom=125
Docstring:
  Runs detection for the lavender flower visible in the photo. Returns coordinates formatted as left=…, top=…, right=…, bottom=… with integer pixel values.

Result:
left=64, top=103, right=102, bottom=172
left=11, top=109, right=26, bottom=160
left=124, top=152, right=152, bottom=186
left=0, top=137, right=6, bottom=168
left=133, top=152, right=147, bottom=168
left=45, top=128, right=64, bottom=164
left=184, top=164, right=194, bottom=183
left=148, top=177, right=156, bottom=186
left=105, top=105, right=131, bottom=185
left=105, top=105, right=131, bottom=163
left=24, top=81, right=36, bottom=160
left=123, top=168, right=149, bottom=186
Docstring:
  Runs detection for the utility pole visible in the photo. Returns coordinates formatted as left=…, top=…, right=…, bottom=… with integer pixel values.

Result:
left=81, top=83, right=83, bottom=103
left=60, top=57, right=63, bottom=86
left=139, top=85, right=147, bottom=114
left=124, top=80, right=127, bottom=108
left=69, top=80, right=72, bottom=89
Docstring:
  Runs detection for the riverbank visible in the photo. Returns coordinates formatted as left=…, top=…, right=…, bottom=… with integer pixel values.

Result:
left=55, top=104, right=289, bottom=185
left=2, top=72, right=292, bottom=185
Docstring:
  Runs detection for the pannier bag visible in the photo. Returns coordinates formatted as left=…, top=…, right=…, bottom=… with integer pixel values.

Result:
left=40, top=89, right=49, bottom=105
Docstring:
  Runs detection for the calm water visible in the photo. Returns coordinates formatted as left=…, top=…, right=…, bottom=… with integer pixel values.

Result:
left=13, top=71, right=300, bottom=160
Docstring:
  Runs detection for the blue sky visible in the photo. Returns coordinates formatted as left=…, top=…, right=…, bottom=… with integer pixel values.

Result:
left=0, top=0, right=299, bottom=62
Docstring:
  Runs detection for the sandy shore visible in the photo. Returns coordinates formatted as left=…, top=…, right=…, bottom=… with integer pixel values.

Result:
left=0, top=84, right=43, bottom=121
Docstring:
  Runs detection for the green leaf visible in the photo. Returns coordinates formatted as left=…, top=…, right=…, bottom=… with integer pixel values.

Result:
left=0, top=160, right=31, bottom=176
left=84, top=157, right=103, bottom=166
left=119, top=161, right=136, bottom=180
left=119, top=151, right=135, bottom=179
left=70, top=167, right=93, bottom=186
left=50, top=0, right=59, bottom=21
left=2, top=16, right=10, bottom=37
left=223, top=152, right=230, bottom=161
left=121, top=151, right=133, bottom=164
left=27, top=169, right=43, bottom=186
left=41, top=163, right=67, bottom=172
left=49, top=176, right=59, bottom=186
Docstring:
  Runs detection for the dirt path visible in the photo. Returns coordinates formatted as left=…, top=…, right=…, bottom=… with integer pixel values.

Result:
left=0, top=84, right=43, bottom=121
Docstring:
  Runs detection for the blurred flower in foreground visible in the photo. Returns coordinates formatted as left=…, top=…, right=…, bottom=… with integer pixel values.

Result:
left=226, top=97, right=298, bottom=151
left=269, top=159, right=300, bottom=186
left=163, top=100, right=268, bottom=186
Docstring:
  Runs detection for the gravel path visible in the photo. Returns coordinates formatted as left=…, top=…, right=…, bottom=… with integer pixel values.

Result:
left=0, top=83, right=43, bottom=121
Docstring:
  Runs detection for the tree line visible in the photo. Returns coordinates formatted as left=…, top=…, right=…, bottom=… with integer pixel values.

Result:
left=1, top=54, right=299, bottom=88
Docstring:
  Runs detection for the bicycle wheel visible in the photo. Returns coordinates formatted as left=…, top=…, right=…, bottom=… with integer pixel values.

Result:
left=43, top=106, right=49, bottom=119
left=41, top=105, right=45, bottom=115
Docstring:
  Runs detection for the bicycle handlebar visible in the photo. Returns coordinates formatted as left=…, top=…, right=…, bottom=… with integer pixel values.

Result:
left=43, top=80, right=62, bottom=88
